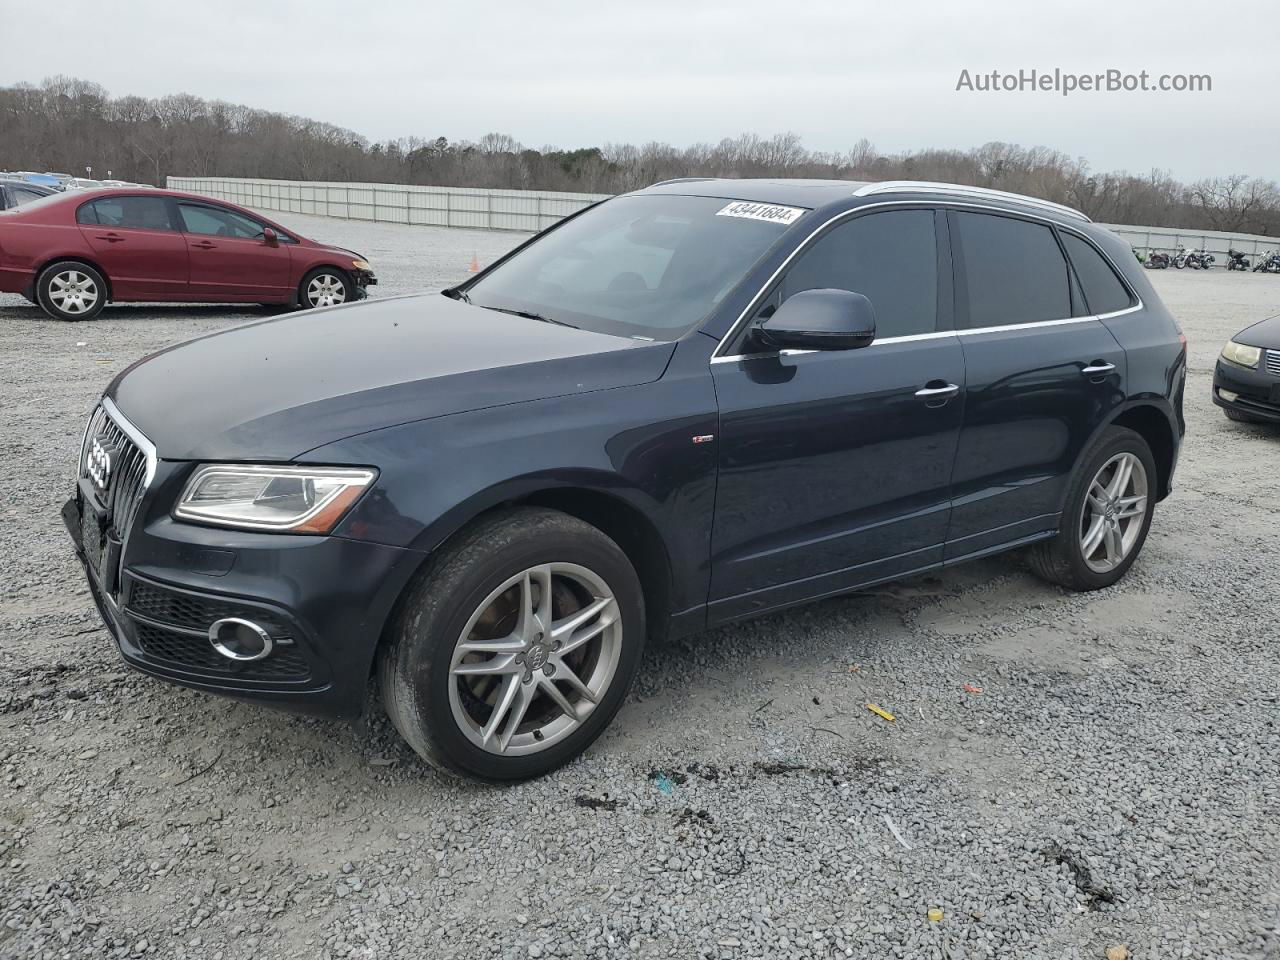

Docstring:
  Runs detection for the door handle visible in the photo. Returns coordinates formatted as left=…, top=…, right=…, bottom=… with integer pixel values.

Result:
left=915, top=382, right=961, bottom=399
left=95, top=233, right=125, bottom=243
left=191, top=240, right=216, bottom=249
left=1081, top=361, right=1116, bottom=375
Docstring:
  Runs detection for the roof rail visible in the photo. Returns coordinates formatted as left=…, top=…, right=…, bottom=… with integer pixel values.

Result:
left=648, top=177, right=714, bottom=187
left=852, top=180, right=1090, bottom=223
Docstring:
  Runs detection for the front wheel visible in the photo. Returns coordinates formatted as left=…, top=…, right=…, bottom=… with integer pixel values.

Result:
left=380, top=507, right=646, bottom=782
left=36, top=261, right=107, bottom=321
left=299, top=268, right=353, bottom=309
left=1028, top=427, right=1157, bottom=591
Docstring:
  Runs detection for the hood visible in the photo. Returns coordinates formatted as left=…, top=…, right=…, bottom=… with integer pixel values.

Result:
left=309, top=240, right=362, bottom=259
left=108, top=293, right=675, bottom=460
left=1237, top=314, right=1280, bottom=349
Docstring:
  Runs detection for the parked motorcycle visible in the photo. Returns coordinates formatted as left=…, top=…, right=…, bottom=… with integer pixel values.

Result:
left=1172, top=245, right=1188, bottom=269
left=1144, top=250, right=1171, bottom=269
left=1253, top=251, right=1280, bottom=273
left=1227, top=249, right=1251, bottom=271
left=1185, top=248, right=1215, bottom=270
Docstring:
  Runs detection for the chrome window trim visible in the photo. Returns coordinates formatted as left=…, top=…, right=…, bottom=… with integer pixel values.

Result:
left=958, top=316, right=1095, bottom=336
left=101, top=396, right=158, bottom=490
left=710, top=317, right=1103, bottom=364
left=1096, top=304, right=1143, bottom=320
left=852, top=181, right=1090, bottom=222
left=711, top=198, right=1145, bottom=360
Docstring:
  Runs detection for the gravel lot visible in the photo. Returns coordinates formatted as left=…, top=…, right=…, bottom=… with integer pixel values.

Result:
left=2, top=213, right=1278, bottom=960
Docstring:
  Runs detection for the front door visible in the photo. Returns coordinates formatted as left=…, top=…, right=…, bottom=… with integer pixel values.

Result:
left=708, top=208, right=965, bottom=623
left=175, top=201, right=292, bottom=300
left=944, top=209, right=1127, bottom=559
left=76, top=195, right=189, bottom=300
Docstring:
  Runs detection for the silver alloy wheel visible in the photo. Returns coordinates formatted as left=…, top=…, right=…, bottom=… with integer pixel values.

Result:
left=1079, top=451, right=1149, bottom=573
left=448, top=562, right=622, bottom=756
left=306, top=273, right=347, bottom=308
left=48, top=270, right=99, bottom=315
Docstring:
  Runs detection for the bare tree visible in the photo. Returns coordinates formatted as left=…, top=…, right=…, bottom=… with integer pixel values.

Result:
left=3, top=75, right=1280, bottom=234
left=1189, top=175, right=1279, bottom=233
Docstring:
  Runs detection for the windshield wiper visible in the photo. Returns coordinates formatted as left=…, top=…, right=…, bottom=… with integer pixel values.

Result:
left=442, top=287, right=471, bottom=303
left=480, top=305, right=578, bottom=329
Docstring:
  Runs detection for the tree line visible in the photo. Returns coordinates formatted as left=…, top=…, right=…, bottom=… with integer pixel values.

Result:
left=3, top=75, right=1278, bottom=235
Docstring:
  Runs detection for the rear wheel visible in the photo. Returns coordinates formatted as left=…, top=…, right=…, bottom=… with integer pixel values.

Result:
left=299, top=268, right=352, bottom=309
left=1029, top=427, right=1156, bottom=591
left=380, top=507, right=646, bottom=782
left=36, top=261, right=106, bottom=321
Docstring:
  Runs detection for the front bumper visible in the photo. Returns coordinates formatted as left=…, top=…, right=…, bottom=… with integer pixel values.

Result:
left=64, top=486, right=421, bottom=719
left=1212, top=358, right=1280, bottom=423
left=353, top=269, right=377, bottom=299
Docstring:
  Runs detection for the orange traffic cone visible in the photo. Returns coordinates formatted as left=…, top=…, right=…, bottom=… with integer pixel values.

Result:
left=468, top=253, right=480, bottom=273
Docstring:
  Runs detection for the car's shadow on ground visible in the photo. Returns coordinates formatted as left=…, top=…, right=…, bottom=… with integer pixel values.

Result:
left=0, top=302, right=287, bottom=322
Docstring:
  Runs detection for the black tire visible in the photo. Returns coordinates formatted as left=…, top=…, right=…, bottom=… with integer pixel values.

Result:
left=1224, top=407, right=1264, bottom=424
left=36, top=260, right=107, bottom=321
left=298, top=267, right=353, bottom=310
left=379, top=507, right=646, bottom=782
left=1028, top=427, right=1157, bottom=592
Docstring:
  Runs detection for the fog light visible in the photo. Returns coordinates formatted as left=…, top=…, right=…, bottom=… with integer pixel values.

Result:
left=209, top=618, right=274, bottom=662
left=1218, top=388, right=1239, bottom=402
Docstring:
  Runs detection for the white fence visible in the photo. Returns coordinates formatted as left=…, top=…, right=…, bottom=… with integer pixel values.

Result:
left=1100, top=223, right=1280, bottom=262
left=167, top=176, right=1280, bottom=262
left=166, top=177, right=608, bottom=233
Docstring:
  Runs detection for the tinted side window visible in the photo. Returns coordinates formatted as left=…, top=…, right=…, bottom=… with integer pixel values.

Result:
left=954, top=212, right=1071, bottom=327
left=1061, top=232, right=1133, bottom=315
left=177, top=202, right=268, bottom=239
left=76, top=196, right=174, bottom=230
left=779, top=210, right=938, bottom=338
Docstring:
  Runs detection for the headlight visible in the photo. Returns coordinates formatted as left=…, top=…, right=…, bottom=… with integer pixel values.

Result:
left=174, top=465, right=376, bottom=533
left=1221, top=339, right=1262, bottom=369
left=351, top=259, right=371, bottom=271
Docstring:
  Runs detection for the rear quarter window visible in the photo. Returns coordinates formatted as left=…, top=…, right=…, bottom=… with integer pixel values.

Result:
left=1061, top=232, right=1135, bottom=315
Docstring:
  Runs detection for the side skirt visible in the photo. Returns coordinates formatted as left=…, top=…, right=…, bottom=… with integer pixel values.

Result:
left=698, top=527, right=1058, bottom=630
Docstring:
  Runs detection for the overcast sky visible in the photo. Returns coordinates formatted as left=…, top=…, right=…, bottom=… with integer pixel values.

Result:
left=5, top=0, right=1273, bottom=182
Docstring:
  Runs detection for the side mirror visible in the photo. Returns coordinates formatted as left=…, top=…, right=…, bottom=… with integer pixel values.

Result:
left=756, top=288, right=877, bottom=351
left=262, top=227, right=278, bottom=244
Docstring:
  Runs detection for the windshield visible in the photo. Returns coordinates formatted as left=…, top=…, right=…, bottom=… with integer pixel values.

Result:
left=460, top=194, right=802, bottom=341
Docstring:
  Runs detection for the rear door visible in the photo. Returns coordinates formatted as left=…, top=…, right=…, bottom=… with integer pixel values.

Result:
left=944, top=209, right=1127, bottom=559
left=175, top=201, right=292, bottom=300
left=709, top=208, right=965, bottom=622
left=76, top=195, right=189, bottom=300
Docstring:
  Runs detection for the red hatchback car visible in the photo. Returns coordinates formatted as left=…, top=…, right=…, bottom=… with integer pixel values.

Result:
left=0, top=188, right=376, bottom=321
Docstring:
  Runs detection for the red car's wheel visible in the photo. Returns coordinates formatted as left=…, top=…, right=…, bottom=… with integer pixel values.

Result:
left=37, top=261, right=107, bottom=321
left=300, top=268, right=353, bottom=309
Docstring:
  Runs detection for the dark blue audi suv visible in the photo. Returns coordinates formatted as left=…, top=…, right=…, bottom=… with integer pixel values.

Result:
left=65, top=178, right=1187, bottom=781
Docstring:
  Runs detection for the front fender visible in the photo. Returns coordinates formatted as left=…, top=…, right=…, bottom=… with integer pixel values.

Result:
left=308, top=364, right=719, bottom=618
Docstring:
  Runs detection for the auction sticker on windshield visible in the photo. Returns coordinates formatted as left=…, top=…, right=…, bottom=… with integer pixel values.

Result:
left=715, top=201, right=807, bottom=225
